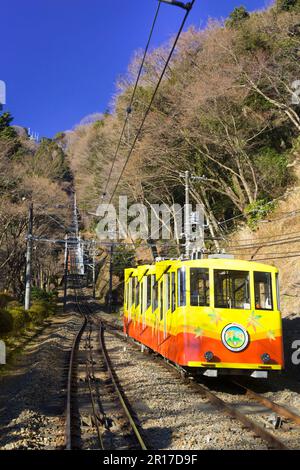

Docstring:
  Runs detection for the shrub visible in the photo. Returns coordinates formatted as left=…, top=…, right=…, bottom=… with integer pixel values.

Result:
left=0, top=309, right=13, bottom=334
left=276, top=0, right=300, bottom=12
left=28, top=300, right=51, bottom=324
left=0, top=293, right=14, bottom=309
left=254, top=147, right=289, bottom=197
left=245, top=199, right=276, bottom=229
left=6, top=302, right=29, bottom=330
left=31, top=287, right=57, bottom=302
left=226, top=6, right=250, bottom=28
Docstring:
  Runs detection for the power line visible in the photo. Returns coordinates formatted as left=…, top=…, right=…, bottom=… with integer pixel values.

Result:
left=227, top=235, right=300, bottom=250
left=105, top=0, right=196, bottom=207
left=102, top=0, right=162, bottom=199
left=226, top=228, right=300, bottom=243
left=248, top=253, right=300, bottom=262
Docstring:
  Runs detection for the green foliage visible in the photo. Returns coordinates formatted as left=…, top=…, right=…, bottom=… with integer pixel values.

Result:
left=276, top=0, right=300, bottom=11
left=244, top=91, right=274, bottom=111
left=238, top=29, right=271, bottom=53
left=29, top=289, right=57, bottom=322
left=112, top=246, right=136, bottom=278
left=245, top=199, right=276, bottom=229
left=0, top=112, right=13, bottom=129
left=226, top=6, right=250, bottom=28
left=6, top=302, right=29, bottom=330
left=54, top=131, right=65, bottom=140
left=31, top=287, right=57, bottom=302
left=93, top=120, right=104, bottom=129
left=0, top=291, right=57, bottom=335
left=0, top=112, right=17, bottom=139
left=254, top=147, right=289, bottom=196
left=32, top=139, right=68, bottom=180
left=28, top=300, right=52, bottom=324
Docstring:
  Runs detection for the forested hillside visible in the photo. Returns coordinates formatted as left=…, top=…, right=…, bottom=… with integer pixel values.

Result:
left=0, top=112, right=71, bottom=299
left=67, top=0, right=300, bottom=254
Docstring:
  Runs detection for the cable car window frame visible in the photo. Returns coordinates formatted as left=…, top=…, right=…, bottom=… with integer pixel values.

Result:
left=152, top=275, right=158, bottom=312
left=124, top=282, right=127, bottom=310
left=160, top=281, right=164, bottom=321
left=177, top=267, right=186, bottom=307
left=146, top=275, right=151, bottom=310
left=140, top=278, right=144, bottom=315
left=131, top=277, right=136, bottom=307
left=190, top=268, right=210, bottom=307
left=171, top=272, right=176, bottom=313
left=128, top=278, right=133, bottom=321
left=164, top=273, right=170, bottom=313
left=276, top=273, right=280, bottom=311
left=135, top=278, right=140, bottom=307
left=214, top=269, right=250, bottom=310
left=254, top=271, right=273, bottom=311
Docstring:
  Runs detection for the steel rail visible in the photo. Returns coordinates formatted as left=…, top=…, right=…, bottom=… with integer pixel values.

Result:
left=231, top=380, right=300, bottom=426
left=72, top=284, right=147, bottom=450
left=65, top=290, right=87, bottom=449
left=74, top=288, right=105, bottom=450
left=99, top=323, right=148, bottom=450
left=102, top=321, right=290, bottom=450
left=193, top=382, right=289, bottom=450
left=85, top=362, right=105, bottom=449
left=66, top=255, right=104, bottom=450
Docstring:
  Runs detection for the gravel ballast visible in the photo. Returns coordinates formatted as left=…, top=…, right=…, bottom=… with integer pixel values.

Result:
left=0, top=304, right=83, bottom=450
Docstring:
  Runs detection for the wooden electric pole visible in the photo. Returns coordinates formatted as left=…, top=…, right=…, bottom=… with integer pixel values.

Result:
left=24, top=203, right=33, bottom=311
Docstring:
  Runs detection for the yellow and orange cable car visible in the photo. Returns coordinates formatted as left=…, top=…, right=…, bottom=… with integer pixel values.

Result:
left=124, top=257, right=284, bottom=378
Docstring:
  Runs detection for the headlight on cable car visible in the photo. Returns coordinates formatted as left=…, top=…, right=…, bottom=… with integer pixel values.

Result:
left=204, top=351, right=214, bottom=362
left=261, top=353, right=271, bottom=364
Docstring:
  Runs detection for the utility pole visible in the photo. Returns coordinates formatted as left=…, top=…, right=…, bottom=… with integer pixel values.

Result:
left=25, top=203, right=33, bottom=311
left=74, top=192, right=79, bottom=239
left=108, top=244, right=114, bottom=313
left=184, top=170, right=191, bottom=259
left=180, top=171, right=207, bottom=259
left=63, top=235, right=68, bottom=312
left=179, top=171, right=191, bottom=259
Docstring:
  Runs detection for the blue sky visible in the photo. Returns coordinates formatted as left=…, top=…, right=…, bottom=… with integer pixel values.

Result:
left=0, top=0, right=270, bottom=138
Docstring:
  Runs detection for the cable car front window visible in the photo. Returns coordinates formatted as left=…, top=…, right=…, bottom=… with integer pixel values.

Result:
left=254, top=272, right=273, bottom=310
left=214, top=270, right=250, bottom=309
left=190, top=268, right=210, bottom=307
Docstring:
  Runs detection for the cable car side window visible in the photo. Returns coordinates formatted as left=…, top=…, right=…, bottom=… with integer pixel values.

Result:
left=160, top=282, right=164, bottom=321
left=165, top=274, right=170, bottom=312
left=140, top=278, right=144, bottom=314
left=124, top=283, right=127, bottom=310
left=177, top=268, right=186, bottom=307
left=152, top=275, right=158, bottom=311
left=135, top=279, right=140, bottom=307
left=132, top=278, right=136, bottom=307
left=190, top=268, right=209, bottom=307
left=171, top=272, right=176, bottom=312
left=146, top=275, right=151, bottom=310
left=214, top=270, right=250, bottom=309
left=254, top=272, right=273, bottom=310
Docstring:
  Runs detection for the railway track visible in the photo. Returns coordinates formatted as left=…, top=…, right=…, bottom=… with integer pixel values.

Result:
left=64, top=284, right=147, bottom=450
left=100, top=316, right=300, bottom=450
